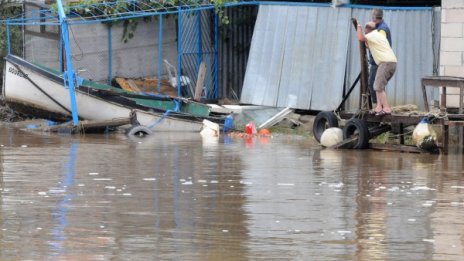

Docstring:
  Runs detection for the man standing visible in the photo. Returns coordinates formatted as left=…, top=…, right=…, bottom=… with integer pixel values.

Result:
left=368, top=9, right=392, bottom=106
left=356, top=21, right=397, bottom=116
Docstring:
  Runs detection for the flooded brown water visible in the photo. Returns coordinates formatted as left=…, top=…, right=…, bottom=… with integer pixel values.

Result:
left=0, top=126, right=463, bottom=260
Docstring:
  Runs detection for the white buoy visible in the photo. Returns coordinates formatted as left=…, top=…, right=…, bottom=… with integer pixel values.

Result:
left=412, top=117, right=438, bottom=153
left=320, top=127, right=343, bottom=148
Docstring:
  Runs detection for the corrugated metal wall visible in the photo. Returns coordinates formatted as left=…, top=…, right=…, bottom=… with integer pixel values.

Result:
left=219, top=6, right=258, bottom=100
left=241, top=4, right=441, bottom=111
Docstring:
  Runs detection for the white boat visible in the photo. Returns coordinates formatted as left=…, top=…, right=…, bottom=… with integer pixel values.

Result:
left=2, top=55, right=221, bottom=132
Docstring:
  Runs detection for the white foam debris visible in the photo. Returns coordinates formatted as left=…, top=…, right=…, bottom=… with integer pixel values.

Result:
left=36, top=227, right=42, bottom=230
left=408, top=218, right=416, bottom=222
left=337, top=230, right=351, bottom=235
left=93, top=178, right=112, bottom=181
left=182, top=181, right=193, bottom=185
left=411, top=186, right=436, bottom=191
left=277, top=183, right=295, bottom=186
left=78, top=184, right=85, bottom=187
left=89, top=172, right=99, bottom=176
left=422, top=201, right=435, bottom=207
left=328, top=183, right=344, bottom=188
left=143, top=178, right=156, bottom=181
left=179, top=179, right=186, bottom=182
left=21, top=145, right=28, bottom=148
left=38, top=191, right=47, bottom=196
left=49, top=189, right=65, bottom=194
left=122, top=193, right=132, bottom=196
left=198, top=180, right=207, bottom=183
left=210, top=180, right=218, bottom=184
left=451, top=186, right=464, bottom=189
left=240, top=181, right=253, bottom=185
left=222, top=230, right=229, bottom=233
left=388, top=187, right=400, bottom=192
left=105, top=186, right=116, bottom=190
left=423, top=239, right=435, bottom=243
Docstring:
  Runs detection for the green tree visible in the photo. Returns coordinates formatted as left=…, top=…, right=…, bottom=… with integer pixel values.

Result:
left=0, top=1, right=23, bottom=86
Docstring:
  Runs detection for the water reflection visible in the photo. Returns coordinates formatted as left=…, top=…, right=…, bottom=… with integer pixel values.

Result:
left=0, top=128, right=463, bottom=260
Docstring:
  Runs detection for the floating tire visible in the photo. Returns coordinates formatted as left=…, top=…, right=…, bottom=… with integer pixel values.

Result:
left=125, top=125, right=153, bottom=137
left=342, top=119, right=370, bottom=149
left=313, top=111, right=339, bottom=142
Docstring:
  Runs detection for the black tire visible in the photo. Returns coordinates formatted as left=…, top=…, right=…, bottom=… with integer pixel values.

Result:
left=343, top=119, right=370, bottom=149
left=313, top=111, right=339, bottom=142
left=125, top=125, right=153, bottom=137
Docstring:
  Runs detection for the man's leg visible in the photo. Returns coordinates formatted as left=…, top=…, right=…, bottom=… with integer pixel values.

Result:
left=368, top=63, right=378, bottom=104
left=377, top=91, right=391, bottom=113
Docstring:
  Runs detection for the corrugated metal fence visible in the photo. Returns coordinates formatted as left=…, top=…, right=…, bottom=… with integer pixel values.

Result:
left=241, top=4, right=441, bottom=112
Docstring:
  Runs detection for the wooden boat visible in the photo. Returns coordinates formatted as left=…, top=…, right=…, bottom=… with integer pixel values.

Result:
left=2, top=55, right=223, bottom=132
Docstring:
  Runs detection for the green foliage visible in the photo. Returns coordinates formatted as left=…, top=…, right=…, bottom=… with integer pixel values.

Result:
left=51, top=0, right=235, bottom=42
left=0, top=3, right=23, bottom=86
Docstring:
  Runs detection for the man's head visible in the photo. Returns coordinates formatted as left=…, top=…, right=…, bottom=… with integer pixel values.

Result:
left=371, top=9, right=383, bottom=23
left=365, top=22, right=376, bottom=33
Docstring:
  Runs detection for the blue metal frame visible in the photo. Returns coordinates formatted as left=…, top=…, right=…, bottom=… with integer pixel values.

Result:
left=157, top=15, right=164, bottom=92
left=177, top=7, right=183, bottom=97
left=56, top=0, right=79, bottom=125
left=107, top=25, right=113, bottom=85
left=6, top=23, right=11, bottom=55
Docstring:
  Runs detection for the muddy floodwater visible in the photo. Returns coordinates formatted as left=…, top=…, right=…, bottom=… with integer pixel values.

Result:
left=0, top=126, right=464, bottom=260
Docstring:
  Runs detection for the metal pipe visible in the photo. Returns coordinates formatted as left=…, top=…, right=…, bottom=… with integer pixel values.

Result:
left=157, top=14, right=163, bottom=92
left=56, top=0, right=79, bottom=125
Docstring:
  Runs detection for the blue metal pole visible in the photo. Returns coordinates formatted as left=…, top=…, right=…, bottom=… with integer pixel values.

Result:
left=56, top=0, right=79, bottom=125
left=6, top=23, right=11, bottom=55
left=196, top=11, right=202, bottom=67
left=177, top=9, right=182, bottom=97
left=157, top=15, right=163, bottom=92
left=59, top=36, right=63, bottom=70
left=108, top=26, right=112, bottom=85
left=213, top=13, right=219, bottom=99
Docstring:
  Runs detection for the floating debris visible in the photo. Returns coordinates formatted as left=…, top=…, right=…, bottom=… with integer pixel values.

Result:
left=277, top=183, right=295, bottom=186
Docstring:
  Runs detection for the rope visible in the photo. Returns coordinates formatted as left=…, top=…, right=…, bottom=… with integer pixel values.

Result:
left=146, top=99, right=182, bottom=129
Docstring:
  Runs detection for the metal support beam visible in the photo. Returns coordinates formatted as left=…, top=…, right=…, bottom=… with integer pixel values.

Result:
left=56, top=0, right=79, bottom=125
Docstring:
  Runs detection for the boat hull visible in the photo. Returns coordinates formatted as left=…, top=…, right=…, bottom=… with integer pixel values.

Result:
left=3, top=55, right=208, bottom=132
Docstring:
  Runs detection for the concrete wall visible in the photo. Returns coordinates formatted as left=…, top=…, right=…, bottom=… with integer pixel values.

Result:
left=441, top=0, right=464, bottom=107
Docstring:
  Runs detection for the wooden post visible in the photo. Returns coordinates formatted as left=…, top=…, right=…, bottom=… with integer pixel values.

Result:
left=194, top=62, right=207, bottom=101
left=351, top=19, right=370, bottom=110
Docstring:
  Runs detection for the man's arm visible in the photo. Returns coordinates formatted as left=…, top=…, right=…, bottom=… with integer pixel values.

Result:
left=356, top=24, right=367, bottom=42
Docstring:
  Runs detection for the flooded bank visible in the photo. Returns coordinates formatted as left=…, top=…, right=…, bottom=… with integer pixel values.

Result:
left=0, top=126, right=463, bottom=260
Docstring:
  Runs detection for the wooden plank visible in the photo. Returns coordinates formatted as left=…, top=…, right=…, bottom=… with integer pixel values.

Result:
left=127, top=80, right=142, bottom=93
left=45, top=117, right=133, bottom=133
left=368, top=143, right=424, bottom=153
left=351, top=19, right=370, bottom=110
left=194, top=62, right=207, bottom=101
left=115, top=77, right=136, bottom=92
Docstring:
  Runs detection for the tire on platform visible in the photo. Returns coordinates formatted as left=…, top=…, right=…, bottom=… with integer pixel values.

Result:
left=342, top=119, right=370, bottom=149
left=125, top=125, right=153, bottom=137
left=313, top=111, right=339, bottom=142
